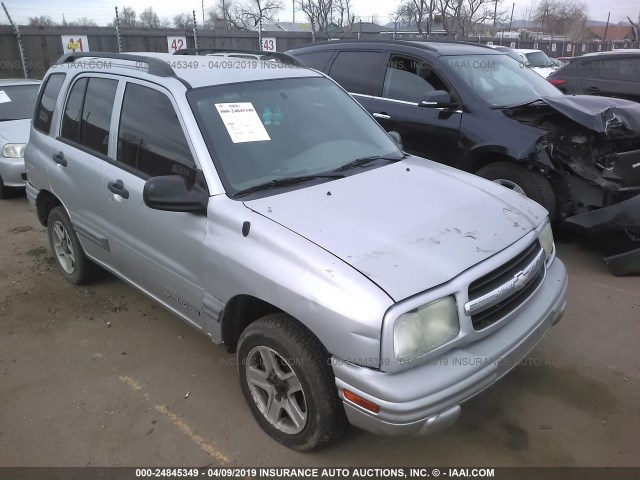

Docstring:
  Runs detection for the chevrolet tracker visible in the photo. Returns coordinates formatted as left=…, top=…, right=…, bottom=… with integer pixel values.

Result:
left=25, top=51, right=567, bottom=450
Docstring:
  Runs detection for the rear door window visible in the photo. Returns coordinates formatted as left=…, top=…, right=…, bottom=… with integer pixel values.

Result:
left=295, top=51, right=335, bottom=72
left=60, top=77, right=118, bottom=156
left=34, top=73, right=65, bottom=134
left=117, top=83, right=195, bottom=179
left=328, top=51, right=386, bottom=96
left=598, top=58, right=640, bottom=82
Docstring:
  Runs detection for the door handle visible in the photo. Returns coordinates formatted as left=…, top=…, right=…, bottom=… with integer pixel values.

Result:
left=107, top=180, right=129, bottom=199
left=373, top=112, right=391, bottom=120
left=585, top=86, right=601, bottom=92
left=52, top=152, right=67, bottom=167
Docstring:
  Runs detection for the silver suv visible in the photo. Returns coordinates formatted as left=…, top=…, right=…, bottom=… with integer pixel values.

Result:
left=25, top=51, right=568, bottom=450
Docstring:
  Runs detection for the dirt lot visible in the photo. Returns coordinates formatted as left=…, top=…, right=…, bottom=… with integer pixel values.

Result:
left=0, top=194, right=639, bottom=468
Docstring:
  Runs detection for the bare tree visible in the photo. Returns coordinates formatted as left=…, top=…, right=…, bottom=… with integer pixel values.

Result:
left=240, top=0, right=285, bottom=28
left=28, top=16, right=57, bottom=27
left=517, top=0, right=538, bottom=28
left=394, top=0, right=430, bottom=33
left=206, top=0, right=248, bottom=30
left=63, top=17, right=98, bottom=26
left=534, top=0, right=588, bottom=36
left=173, top=12, right=194, bottom=29
left=333, top=0, right=354, bottom=28
left=628, top=15, right=639, bottom=41
left=297, top=0, right=334, bottom=32
left=114, top=7, right=137, bottom=28
left=458, top=0, right=507, bottom=35
left=140, top=7, right=161, bottom=28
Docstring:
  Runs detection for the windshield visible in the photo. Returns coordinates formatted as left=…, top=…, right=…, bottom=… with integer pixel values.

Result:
left=524, top=51, right=553, bottom=68
left=188, top=77, right=403, bottom=197
left=444, top=54, right=562, bottom=107
left=0, top=84, right=40, bottom=121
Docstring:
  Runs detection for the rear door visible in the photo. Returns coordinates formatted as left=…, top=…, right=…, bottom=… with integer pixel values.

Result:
left=48, top=75, right=119, bottom=266
left=326, top=50, right=387, bottom=110
left=368, top=53, right=463, bottom=163
left=28, top=73, right=65, bottom=192
left=582, top=57, right=640, bottom=102
left=99, top=79, right=208, bottom=330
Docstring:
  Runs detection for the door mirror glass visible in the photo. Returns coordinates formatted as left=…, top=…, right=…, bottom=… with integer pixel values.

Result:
left=143, top=175, right=208, bottom=213
left=419, top=90, right=456, bottom=109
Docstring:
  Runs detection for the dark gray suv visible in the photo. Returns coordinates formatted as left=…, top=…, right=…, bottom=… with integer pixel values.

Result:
left=548, top=50, right=640, bottom=103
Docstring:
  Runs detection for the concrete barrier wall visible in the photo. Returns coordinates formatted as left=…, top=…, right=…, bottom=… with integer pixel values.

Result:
left=1, top=25, right=637, bottom=79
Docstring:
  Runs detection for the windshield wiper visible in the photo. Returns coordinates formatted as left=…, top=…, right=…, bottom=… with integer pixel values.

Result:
left=502, top=98, right=547, bottom=109
left=333, top=154, right=405, bottom=172
left=233, top=174, right=344, bottom=198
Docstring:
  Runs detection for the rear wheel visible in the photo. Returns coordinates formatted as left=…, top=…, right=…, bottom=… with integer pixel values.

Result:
left=477, top=162, right=557, bottom=220
left=47, top=206, right=96, bottom=285
left=237, top=314, right=347, bottom=450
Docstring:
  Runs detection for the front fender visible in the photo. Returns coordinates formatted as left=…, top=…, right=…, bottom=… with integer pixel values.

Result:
left=202, top=195, right=393, bottom=369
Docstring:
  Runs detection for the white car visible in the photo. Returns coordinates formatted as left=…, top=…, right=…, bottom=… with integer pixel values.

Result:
left=514, top=49, right=558, bottom=78
left=0, top=78, right=41, bottom=198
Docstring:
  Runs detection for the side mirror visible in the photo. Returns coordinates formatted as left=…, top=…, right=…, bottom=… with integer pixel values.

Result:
left=388, top=131, right=403, bottom=150
left=419, top=90, right=456, bottom=109
left=143, top=175, right=208, bottom=214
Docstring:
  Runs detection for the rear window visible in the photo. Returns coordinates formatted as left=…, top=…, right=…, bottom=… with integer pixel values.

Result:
left=0, top=84, right=40, bottom=121
left=328, top=51, right=386, bottom=96
left=294, top=51, right=334, bottom=72
left=34, top=74, right=65, bottom=134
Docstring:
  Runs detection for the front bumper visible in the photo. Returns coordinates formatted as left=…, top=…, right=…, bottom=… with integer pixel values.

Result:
left=563, top=194, right=640, bottom=275
left=332, top=258, right=568, bottom=436
left=0, top=156, right=27, bottom=187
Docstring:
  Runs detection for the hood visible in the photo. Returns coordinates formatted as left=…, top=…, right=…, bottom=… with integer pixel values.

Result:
left=244, top=158, right=547, bottom=301
left=0, top=119, right=31, bottom=145
left=541, top=95, right=640, bottom=136
left=531, top=66, right=556, bottom=78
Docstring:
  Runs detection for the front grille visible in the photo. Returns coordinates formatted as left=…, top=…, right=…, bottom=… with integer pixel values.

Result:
left=468, top=241, right=545, bottom=330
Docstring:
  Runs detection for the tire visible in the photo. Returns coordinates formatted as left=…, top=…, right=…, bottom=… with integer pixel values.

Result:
left=0, top=176, right=11, bottom=199
left=47, top=206, right=96, bottom=285
left=237, top=313, right=347, bottom=450
left=476, top=161, right=557, bottom=220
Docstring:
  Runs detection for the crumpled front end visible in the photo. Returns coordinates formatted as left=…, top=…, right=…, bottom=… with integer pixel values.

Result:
left=563, top=194, right=640, bottom=275
left=504, top=95, right=640, bottom=274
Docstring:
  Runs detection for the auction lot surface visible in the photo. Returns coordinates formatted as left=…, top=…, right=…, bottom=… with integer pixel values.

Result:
left=1, top=195, right=639, bottom=467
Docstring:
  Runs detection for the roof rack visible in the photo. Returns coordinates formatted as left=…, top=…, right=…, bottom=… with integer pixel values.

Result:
left=291, top=39, right=439, bottom=52
left=56, top=52, right=176, bottom=77
left=173, top=48, right=304, bottom=66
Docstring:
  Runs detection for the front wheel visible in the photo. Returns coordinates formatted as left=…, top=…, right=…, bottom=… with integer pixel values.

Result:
left=476, top=162, right=557, bottom=220
left=237, top=314, right=347, bottom=450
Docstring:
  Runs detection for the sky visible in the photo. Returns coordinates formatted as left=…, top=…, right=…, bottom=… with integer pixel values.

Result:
left=1, top=0, right=638, bottom=27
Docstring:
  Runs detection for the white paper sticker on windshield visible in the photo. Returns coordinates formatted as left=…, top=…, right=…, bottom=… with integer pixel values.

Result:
left=0, top=91, right=11, bottom=103
left=215, top=102, right=271, bottom=144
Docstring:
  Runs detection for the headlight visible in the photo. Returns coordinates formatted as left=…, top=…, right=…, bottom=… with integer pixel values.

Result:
left=393, top=296, right=459, bottom=362
left=539, top=221, right=555, bottom=262
left=3, top=143, right=26, bottom=158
